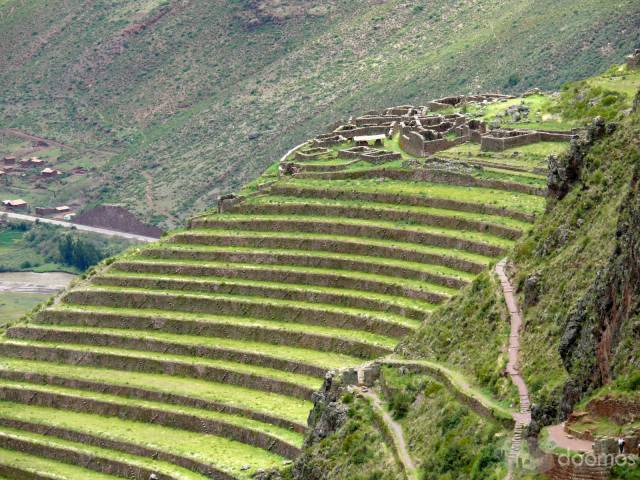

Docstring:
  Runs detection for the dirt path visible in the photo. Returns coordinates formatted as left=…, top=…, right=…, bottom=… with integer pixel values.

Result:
left=495, top=259, right=532, bottom=479
left=358, top=387, right=418, bottom=480
left=0, top=128, right=72, bottom=150
left=547, top=423, right=594, bottom=453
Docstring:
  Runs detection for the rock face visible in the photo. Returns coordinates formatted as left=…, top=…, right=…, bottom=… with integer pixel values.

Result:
left=547, top=117, right=610, bottom=200
left=292, top=371, right=349, bottom=480
left=302, top=372, right=349, bottom=448
left=557, top=164, right=640, bottom=416
left=523, top=273, right=541, bottom=308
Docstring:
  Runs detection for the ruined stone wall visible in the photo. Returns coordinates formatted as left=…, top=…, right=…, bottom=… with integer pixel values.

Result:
left=587, top=396, right=640, bottom=424
left=481, top=131, right=541, bottom=151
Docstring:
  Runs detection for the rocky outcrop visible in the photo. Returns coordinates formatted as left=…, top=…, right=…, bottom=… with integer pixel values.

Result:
left=557, top=164, right=640, bottom=416
left=302, top=372, right=349, bottom=448
left=292, top=371, right=349, bottom=480
left=547, top=117, right=617, bottom=201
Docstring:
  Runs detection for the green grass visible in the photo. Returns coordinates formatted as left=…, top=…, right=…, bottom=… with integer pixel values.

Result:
left=48, top=304, right=400, bottom=350
left=0, top=427, right=209, bottom=480
left=113, top=257, right=460, bottom=297
left=0, top=401, right=284, bottom=478
left=134, top=244, right=477, bottom=283
left=385, top=357, right=514, bottom=421
left=165, top=229, right=496, bottom=265
left=242, top=194, right=533, bottom=230
left=73, top=285, right=423, bottom=330
left=1, top=338, right=322, bottom=392
left=0, top=357, right=311, bottom=424
left=0, top=445, right=120, bottom=480
left=0, top=292, right=49, bottom=325
left=0, top=378, right=304, bottom=446
left=17, top=323, right=364, bottom=371
left=0, top=0, right=637, bottom=226
left=192, top=214, right=515, bottom=249
left=280, top=179, right=546, bottom=214
left=99, top=270, right=438, bottom=313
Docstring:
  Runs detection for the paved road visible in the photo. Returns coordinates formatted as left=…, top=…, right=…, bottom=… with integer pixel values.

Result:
left=2, top=212, right=158, bottom=243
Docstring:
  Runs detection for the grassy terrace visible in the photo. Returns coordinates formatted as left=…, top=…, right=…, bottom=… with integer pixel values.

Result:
left=0, top=427, right=208, bottom=480
left=272, top=179, right=546, bottom=215
left=0, top=403, right=284, bottom=478
left=188, top=216, right=515, bottom=254
left=130, top=246, right=477, bottom=286
left=0, top=102, right=558, bottom=476
left=0, top=357, right=310, bottom=426
left=43, top=304, right=400, bottom=351
left=0, top=447, right=121, bottom=480
left=239, top=194, right=533, bottom=230
left=0, top=379, right=303, bottom=447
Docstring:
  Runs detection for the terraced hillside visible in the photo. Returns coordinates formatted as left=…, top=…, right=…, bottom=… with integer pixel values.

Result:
left=1, top=0, right=638, bottom=225
left=0, top=99, right=567, bottom=478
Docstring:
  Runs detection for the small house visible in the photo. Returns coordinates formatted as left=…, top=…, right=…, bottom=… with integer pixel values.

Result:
left=3, top=156, right=16, bottom=165
left=2, top=199, right=28, bottom=210
left=41, top=167, right=62, bottom=177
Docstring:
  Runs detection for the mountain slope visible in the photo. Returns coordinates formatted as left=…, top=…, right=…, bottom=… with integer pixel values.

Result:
left=1, top=0, right=639, bottom=226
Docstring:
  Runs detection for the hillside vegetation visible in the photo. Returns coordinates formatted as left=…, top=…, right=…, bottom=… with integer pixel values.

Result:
left=1, top=0, right=639, bottom=226
left=1, top=57, right=637, bottom=478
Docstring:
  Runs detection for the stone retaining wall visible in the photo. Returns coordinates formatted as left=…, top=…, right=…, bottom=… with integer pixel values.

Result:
left=137, top=248, right=467, bottom=288
left=6, top=326, right=326, bottom=378
left=289, top=167, right=545, bottom=196
left=63, top=290, right=414, bottom=338
left=190, top=218, right=506, bottom=257
left=587, top=396, right=640, bottom=424
left=231, top=202, right=522, bottom=240
left=165, top=234, right=485, bottom=273
left=0, top=387, right=301, bottom=459
left=267, top=185, right=535, bottom=223
left=0, top=464, right=55, bottom=480
left=0, top=369, right=304, bottom=434
left=39, top=309, right=390, bottom=359
left=94, top=275, right=431, bottom=320
left=114, top=260, right=443, bottom=305
left=0, top=343, right=314, bottom=400
left=0, top=417, right=234, bottom=480
left=543, top=453, right=611, bottom=480
left=0, top=433, right=175, bottom=480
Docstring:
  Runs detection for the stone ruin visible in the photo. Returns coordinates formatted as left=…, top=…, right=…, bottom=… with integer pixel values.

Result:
left=397, top=112, right=471, bottom=157
left=480, top=128, right=576, bottom=152
left=338, top=146, right=401, bottom=165
left=312, top=133, right=347, bottom=148
left=282, top=91, right=578, bottom=165
left=295, top=146, right=329, bottom=160
left=427, top=93, right=514, bottom=111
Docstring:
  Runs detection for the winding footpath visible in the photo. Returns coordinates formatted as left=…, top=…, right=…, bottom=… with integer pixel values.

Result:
left=358, top=387, right=418, bottom=480
left=495, top=259, right=532, bottom=479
